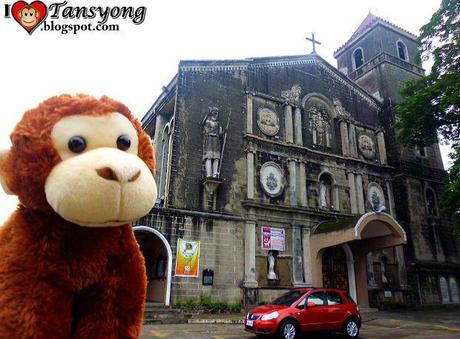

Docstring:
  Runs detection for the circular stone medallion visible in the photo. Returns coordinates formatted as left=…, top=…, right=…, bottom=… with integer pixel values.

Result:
left=257, top=108, right=280, bottom=136
left=260, top=162, right=285, bottom=197
left=367, top=183, right=385, bottom=207
left=358, top=134, right=376, bottom=159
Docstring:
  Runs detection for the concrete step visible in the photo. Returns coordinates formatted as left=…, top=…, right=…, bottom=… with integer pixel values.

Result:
left=143, top=304, right=193, bottom=324
left=360, top=307, right=379, bottom=322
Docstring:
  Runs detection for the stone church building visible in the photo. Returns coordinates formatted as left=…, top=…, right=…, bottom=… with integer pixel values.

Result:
left=136, top=13, right=460, bottom=308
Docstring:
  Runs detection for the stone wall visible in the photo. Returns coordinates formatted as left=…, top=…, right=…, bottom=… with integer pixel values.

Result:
left=137, top=212, right=245, bottom=304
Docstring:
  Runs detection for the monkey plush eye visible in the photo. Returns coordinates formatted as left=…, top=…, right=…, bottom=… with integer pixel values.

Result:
left=116, top=135, right=131, bottom=151
left=68, top=136, right=87, bottom=153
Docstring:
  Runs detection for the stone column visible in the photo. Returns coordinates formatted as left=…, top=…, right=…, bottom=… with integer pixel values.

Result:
left=340, top=121, right=350, bottom=156
left=348, top=172, right=358, bottom=214
left=298, top=161, right=308, bottom=207
left=395, top=246, right=408, bottom=288
left=334, top=184, right=340, bottom=211
left=292, top=225, right=306, bottom=286
left=244, top=214, right=258, bottom=287
left=355, top=251, right=370, bottom=307
left=348, top=123, right=358, bottom=157
left=294, top=106, right=303, bottom=145
left=246, top=93, right=253, bottom=134
left=302, top=228, right=313, bottom=286
left=386, top=181, right=395, bottom=217
left=377, top=131, right=387, bottom=164
left=247, top=145, right=255, bottom=200
left=284, top=103, right=294, bottom=143
left=288, top=159, right=297, bottom=206
left=356, top=173, right=365, bottom=214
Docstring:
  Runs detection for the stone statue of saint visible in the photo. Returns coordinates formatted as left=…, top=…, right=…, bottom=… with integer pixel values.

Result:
left=267, top=251, right=278, bottom=280
left=319, top=179, right=331, bottom=208
left=202, top=107, right=224, bottom=177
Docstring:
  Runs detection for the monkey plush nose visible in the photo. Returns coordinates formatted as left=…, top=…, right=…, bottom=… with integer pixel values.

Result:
left=96, top=167, right=141, bottom=183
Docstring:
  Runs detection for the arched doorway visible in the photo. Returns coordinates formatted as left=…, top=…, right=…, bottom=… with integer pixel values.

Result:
left=322, top=245, right=349, bottom=292
left=133, top=226, right=172, bottom=306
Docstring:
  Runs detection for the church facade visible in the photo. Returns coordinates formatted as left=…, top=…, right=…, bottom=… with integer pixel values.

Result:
left=136, top=14, right=460, bottom=307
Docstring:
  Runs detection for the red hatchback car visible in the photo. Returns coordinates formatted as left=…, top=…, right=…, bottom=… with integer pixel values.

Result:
left=244, top=288, right=361, bottom=339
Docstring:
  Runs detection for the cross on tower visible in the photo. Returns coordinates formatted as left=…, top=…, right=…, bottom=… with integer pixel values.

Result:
left=306, top=33, right=321, bottom=53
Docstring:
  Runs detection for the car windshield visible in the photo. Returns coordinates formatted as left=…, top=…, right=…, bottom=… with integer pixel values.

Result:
left=271, top=291, right=305, bottom=306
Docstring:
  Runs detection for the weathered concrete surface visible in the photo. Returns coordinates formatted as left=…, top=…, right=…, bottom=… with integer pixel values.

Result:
left=141, top=309, right=460, bottom=338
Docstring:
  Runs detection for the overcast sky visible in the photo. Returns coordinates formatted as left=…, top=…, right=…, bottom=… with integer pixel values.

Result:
left=0, top=0, right=445, bottom=224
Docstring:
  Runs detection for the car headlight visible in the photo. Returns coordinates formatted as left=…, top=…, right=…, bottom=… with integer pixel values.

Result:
left=261, top=311, right=279, bottom=321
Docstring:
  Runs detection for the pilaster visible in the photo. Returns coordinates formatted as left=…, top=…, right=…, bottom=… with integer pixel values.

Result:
left=298, top=161, right=308, bottom=207
left=288, top=159, right=297, bottom=206
left=348, top=172, right=358, bottom=214
left=284, top=103, right=294, bottom=143
left=377, top=131, right=387, bottom=164
left=246, top=93, right=253, bottom=134
left=302, top=227, right=313, bottom=286
left=294, top=106, right=303, bottom=145
left=340, top=120, right=350, bottom=156
left=356, top=173, right=365, bottom=214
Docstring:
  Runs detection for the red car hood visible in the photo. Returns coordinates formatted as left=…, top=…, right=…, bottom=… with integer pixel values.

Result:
left=249, top=304, right=288, bottom=315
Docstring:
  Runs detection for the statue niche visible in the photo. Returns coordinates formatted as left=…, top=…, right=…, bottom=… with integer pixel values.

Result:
left=307, top=104, right=332, bottom=149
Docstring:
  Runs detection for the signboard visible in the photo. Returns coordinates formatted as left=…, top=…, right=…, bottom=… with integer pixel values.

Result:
left=202, top=269, right=214, bottom=286
left=261, top=227, right=285, bottom=251
left=384, top=290, right=392, bottom=298
left=175, top=239, right=200, bottom=277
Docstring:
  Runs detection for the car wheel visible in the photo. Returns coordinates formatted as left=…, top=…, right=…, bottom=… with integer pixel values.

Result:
left=343, top=318, right=360, bottom=338
left=278, top=319, right=298, bottom=339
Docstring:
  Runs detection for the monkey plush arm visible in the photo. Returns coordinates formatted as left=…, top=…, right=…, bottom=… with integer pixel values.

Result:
left=70, top=228, right=147, bottom=339
left=0, top=212, right=74, bottom=338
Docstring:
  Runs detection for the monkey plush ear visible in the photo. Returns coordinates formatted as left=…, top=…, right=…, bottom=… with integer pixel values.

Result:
left=0, top=150, right=13, bottom=195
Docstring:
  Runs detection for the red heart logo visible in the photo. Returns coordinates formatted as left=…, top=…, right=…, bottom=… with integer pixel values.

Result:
left=12, top=1, right=47, bottom=34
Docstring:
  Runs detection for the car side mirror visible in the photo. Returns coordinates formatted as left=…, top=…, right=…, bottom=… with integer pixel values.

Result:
left=306, top=301, right=316, bottom=308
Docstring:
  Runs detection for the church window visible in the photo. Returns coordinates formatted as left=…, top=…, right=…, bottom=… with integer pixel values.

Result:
left=425, top=188, right=438, bottom=216
left=352, top=48, right=364, bottom=69
left=319, top=173, right=333, bottom=209
left=449, top=277, right=459, bottom=303
left=308, top=104, right=332, bottom=148
left=397, top=41, right=408, bottom=61
left=440, top=276, right=450, bottom=303
left=157, top=122, right=173, bottom=206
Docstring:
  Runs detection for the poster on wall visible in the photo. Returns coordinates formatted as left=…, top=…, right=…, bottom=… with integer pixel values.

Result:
left=261, top=227, right=285, bottom=251
left=175, top=239, right=201, bottom=277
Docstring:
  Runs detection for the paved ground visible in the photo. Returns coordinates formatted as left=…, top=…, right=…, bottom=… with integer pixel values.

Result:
left=140, top=308, right=460, bottom=338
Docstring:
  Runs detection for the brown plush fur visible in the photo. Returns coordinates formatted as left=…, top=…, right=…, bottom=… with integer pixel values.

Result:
left=0, top=94, right=155, bottom=338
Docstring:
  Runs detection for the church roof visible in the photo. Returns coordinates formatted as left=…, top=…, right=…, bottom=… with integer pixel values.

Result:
left=334, top=12, right=418, bottom=58
left=178, top=53, right=381, bottom=109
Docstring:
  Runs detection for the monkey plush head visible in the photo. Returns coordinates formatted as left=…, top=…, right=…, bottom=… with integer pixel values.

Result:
left=0, top=94, right=157, bottom=227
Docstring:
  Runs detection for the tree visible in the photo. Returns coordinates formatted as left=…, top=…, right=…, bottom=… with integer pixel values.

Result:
left=396, top=0, right=460, bottom=234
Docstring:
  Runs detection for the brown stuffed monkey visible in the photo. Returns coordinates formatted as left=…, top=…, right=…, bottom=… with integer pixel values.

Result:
left=0, top=94, right=157, bottom=338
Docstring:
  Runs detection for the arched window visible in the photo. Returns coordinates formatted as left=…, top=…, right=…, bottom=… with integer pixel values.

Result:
left=440, top=276, right=450, bottom=303
left=425, top=188, right=438, bottom=216
left=157, top=121, right=173, bottom=205
left=397, top=41, right=408, bottom=61
left=352, top=48, right=364, bottom=69
left=449, top=277, right=459, bottom=303
left=319, top=173, right=333, bottom=209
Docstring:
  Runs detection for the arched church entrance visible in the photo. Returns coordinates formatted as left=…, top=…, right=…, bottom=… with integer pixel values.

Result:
left=322, top=245, right=349, bottom=292
left=133, top=226, right=172, bottom=306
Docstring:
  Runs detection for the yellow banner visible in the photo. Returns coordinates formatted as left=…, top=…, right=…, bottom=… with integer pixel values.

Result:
left=174, top=239, right=200, bottom=277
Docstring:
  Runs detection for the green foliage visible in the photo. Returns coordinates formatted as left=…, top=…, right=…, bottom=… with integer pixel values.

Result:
left=396, top=0, right=460, bottom=235
left=174, top=296, right=242, bottom=313
left=440, top=147, right=460, bottom=236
